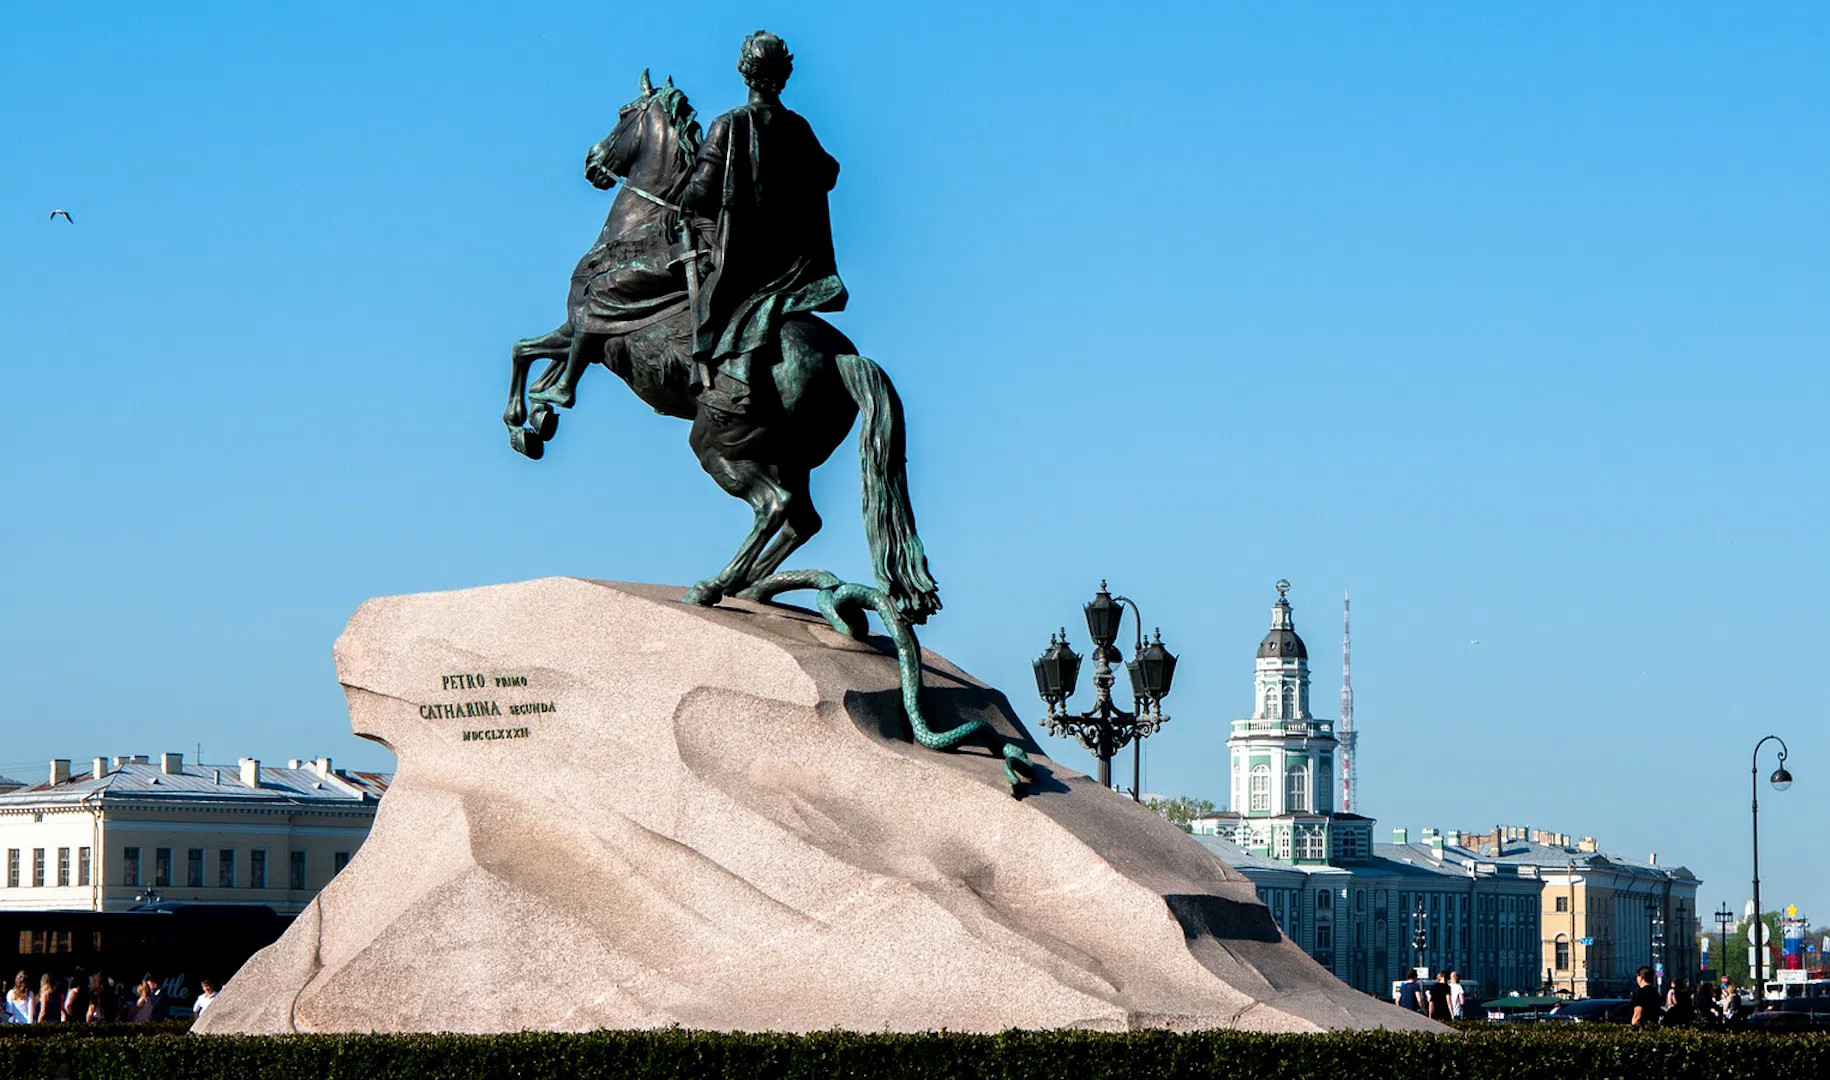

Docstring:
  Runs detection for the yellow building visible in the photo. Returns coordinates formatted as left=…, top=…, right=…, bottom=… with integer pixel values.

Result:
left=0, top=754, right=388, bottom=913
left=1451, top=826, right=1700, bottom=997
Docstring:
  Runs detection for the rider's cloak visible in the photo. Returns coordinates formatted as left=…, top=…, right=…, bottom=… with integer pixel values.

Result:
left=682, top=100, right=847, bottom=364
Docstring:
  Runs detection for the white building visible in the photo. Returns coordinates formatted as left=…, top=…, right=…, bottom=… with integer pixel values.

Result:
left=1194, top=581, right=1374, bottom=864
left=0, top=754, right=388, bottom=913
left=1188, top=582, right=1544, bottom=997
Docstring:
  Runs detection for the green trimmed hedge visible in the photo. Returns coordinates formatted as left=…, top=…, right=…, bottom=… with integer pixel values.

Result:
left=0, top=1019, right=191, bottom=1040
left=0, top=1026, right=1824, bottom=1080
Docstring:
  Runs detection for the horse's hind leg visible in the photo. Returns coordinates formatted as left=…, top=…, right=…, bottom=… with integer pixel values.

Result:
left=506, top=325, right=571, bottom=429
left=683, top=454, right=792, bottom=607
left=738, top=470, right=820, bottom=591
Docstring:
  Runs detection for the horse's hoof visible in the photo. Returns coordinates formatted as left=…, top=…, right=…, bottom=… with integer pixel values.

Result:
left=509, top=428, right=545, bottom=460
left=681, top=581, right=724, bottom=607
left=530, top=403, right=559, bottom=439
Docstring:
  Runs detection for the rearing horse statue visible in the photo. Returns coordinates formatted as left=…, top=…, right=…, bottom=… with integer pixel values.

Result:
left=503, top=72, right=1032, bottom=790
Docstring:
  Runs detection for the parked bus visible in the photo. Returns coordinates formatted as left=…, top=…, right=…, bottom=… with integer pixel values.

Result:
left=0, top=905, right=291, bottom=1013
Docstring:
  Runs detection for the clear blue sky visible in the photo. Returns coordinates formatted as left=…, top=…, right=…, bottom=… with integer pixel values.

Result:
left=5, top=2, right=1826, bottom=925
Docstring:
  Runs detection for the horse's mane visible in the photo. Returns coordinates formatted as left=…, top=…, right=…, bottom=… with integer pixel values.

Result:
left=647, top=86, right=702, bottom=176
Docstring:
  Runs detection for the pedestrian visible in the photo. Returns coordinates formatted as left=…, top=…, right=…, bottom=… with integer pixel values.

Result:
left=62, top=968, right=90, bottom=1024
left=192, top=978, right=219, bottom=1017
left=1426, top=971, right=1452, bottom=1020
left=1396, top=970, right=1423, bottom=1012
left=1691, top=980, right=1720, bottom=1028
left=84, top=971, right=112, bottom=1023
left=4, top=971, right=33, bottom=1024
left=126, top=976, right=158, bottom=1023
left=1629, top=966, right=1662, bottom=1027
left=1446, top=970, right=1466, bottom=1019
left=1663, top=978, right=1694, bottom=1026
left=34, top=974, right=62, bottom=1023
left=1719, top=979, right=1746, bottom=1029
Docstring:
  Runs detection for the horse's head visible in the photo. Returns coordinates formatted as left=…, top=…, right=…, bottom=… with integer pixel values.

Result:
left=584, top=69, right=701, bottom=195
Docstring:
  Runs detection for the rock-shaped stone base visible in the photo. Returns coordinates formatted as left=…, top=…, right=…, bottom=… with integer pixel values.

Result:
left=197, top=578, right=1434, bottom=1034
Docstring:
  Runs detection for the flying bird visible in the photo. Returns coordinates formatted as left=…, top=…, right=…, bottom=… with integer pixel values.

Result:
left=48, top=210, right=73, bottom=223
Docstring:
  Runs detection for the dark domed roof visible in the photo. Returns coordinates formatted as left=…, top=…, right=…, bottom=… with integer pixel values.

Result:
left=1258, top=628, right=1307, bottom=660
left=1257, top=580, right=1307, bottom=659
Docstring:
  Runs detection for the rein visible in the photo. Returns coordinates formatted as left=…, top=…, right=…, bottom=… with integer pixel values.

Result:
left=618, top=178, right=685, bottom=215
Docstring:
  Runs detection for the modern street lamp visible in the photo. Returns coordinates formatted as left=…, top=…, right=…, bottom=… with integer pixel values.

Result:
left=134, top=887, right=162, bottom=908
left=1750, top=734, right=1792, bottom=1006
left=1033, top=581, right=1177, bottom=797
left=1410, top=900, right=1428, bottom=976
left=1643, top=897, right=1665, bottom=983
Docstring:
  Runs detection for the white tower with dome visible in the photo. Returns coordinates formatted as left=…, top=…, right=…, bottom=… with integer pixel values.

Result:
left=1199, top=581, right=1372, bottom=864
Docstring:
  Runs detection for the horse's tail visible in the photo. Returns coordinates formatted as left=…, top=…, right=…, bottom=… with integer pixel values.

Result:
left=836, top=353, right=941, bottom=624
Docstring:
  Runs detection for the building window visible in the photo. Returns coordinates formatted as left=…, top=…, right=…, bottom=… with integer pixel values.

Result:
left=1281, top=684, right=1295, bottom=719
left=1317, top=888, right=1332, bottom=910
left=1262, top=685, right=1275, bottom=717
left=334, top=852, right=351, bottom=874
left=6, top=850, right=17, bottom=888
left=1275, top=829, right=1292, bottom=860
left=1555, top=934, right=1571, bottom=971
left=1286, top=768, right=1308, bottom=813
left=1555, top=896, right=1569, bottom=913
left=56, top=848, right=69, bottom=887
left=1249, top=765, right=1271, bottom=812
left=1316, top=925, right=1333, bottom=950
left=77, top=848, right=90, bottom=887
left=289, top=851, right=306, bottom=891
left=219, top=849, right=236, bottom=889
left=31, top=849, right=44, bottom=888
left=122, top=847, right=140, bottom=887
left=250, top=850, right=267, bottom=889
left=154, top=848, right=172, bottom=888
left=187, top=849, right=204, bottom=888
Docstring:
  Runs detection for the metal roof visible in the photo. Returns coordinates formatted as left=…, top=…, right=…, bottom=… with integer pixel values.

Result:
left=0, top=760, right=389, bottom=809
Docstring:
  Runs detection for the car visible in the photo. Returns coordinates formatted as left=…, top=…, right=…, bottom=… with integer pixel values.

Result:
left=1746, top=1009, right=1829, bottom=1033
left=1544, top=998, right=1633, bottom=1024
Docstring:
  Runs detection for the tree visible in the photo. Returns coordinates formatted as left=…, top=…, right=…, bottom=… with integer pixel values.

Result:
left=1144, top=795, right=1216, bottom=833
left=1723, top=911, right=1802, bottom=985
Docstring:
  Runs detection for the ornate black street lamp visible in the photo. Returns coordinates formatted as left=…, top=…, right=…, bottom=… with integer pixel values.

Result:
left=1750, top=734, right=1792, bottom=1005
left=1032, top=581, right=1177, bottom=797
left=1714, top=902, right=1735, bottom=981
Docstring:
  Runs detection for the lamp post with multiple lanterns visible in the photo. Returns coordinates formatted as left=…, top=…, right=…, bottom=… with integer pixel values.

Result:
left=1032, top=581, right=1177, bottom=797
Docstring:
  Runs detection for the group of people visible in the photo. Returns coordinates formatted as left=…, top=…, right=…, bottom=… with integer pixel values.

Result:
left=1631, top=966, right=1750, bottom=1028
left=1394, top=969, right=1468, bottom=1020
left=0, top=969, right=214, bottom=1024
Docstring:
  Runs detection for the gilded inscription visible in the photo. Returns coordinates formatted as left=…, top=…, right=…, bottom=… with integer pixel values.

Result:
left=425, top=673, right=545, bottom=742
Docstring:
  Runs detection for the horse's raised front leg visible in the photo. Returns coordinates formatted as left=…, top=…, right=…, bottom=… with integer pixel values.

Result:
left=528, top=329, right=604, bottom=410
left=506, top=325, right=571, bottom=430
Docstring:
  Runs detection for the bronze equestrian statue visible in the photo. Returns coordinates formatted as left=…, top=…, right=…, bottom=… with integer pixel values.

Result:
left=502, top=33, right=1032, bottom=789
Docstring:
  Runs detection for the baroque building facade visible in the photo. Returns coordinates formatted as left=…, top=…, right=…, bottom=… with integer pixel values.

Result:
left=1191, top=583, right=1545, bottom=998
left=0, top=754, right=388, bottom=914
left=1189, top=583, right=1700, bottom=1001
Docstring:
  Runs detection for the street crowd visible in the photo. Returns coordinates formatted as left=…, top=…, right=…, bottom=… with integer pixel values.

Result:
left=1394, top=965, right=1761, bottom=1027
left=0, top=969, right=215, bottom=1024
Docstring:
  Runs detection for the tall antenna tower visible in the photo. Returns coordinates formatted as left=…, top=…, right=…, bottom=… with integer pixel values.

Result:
left=1339, top=588, right=1357, bottom=813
